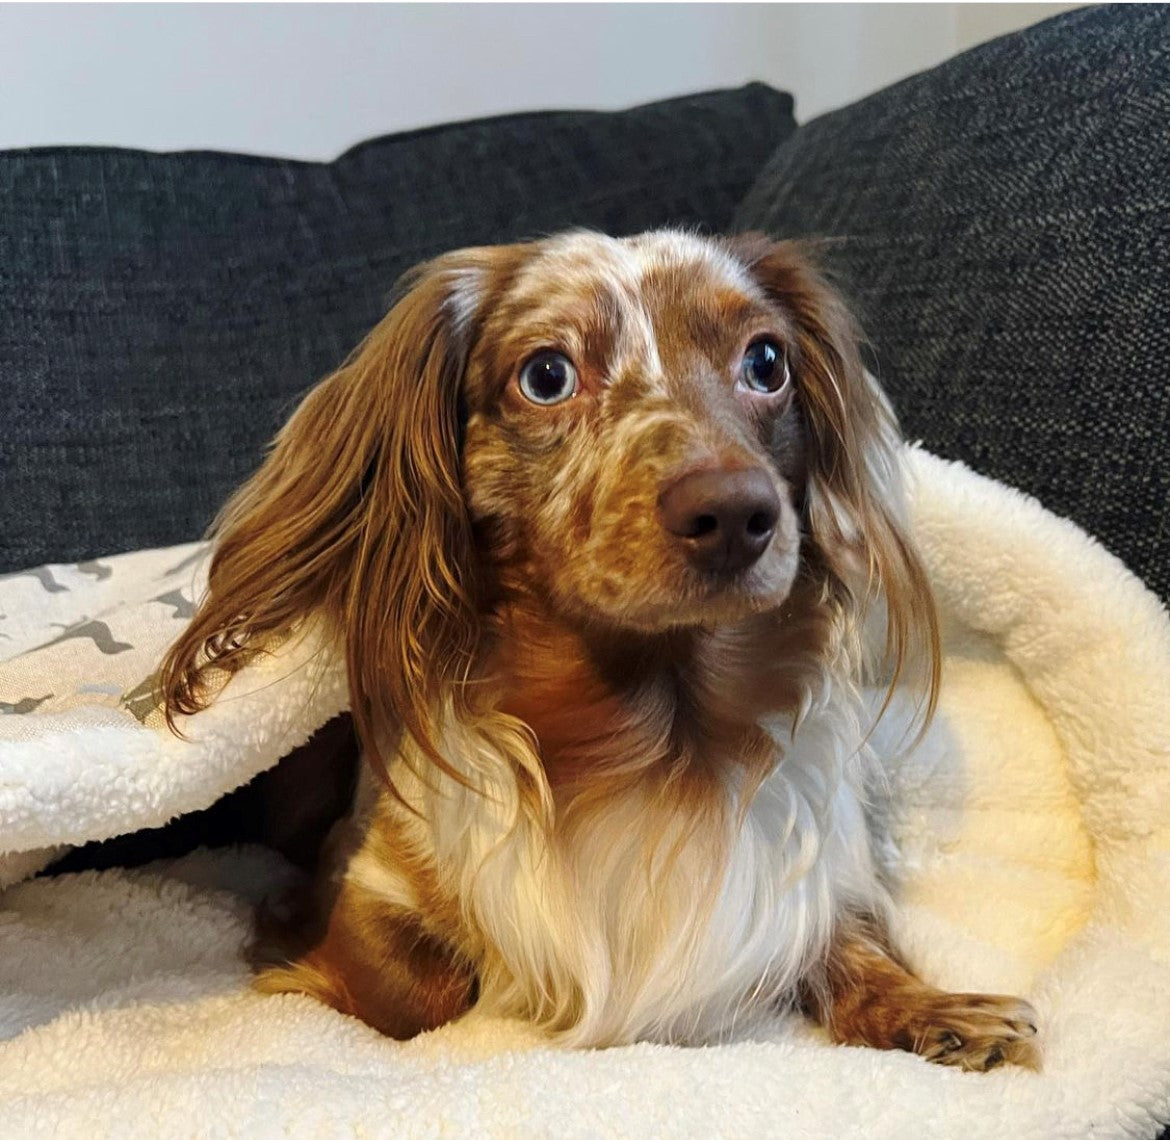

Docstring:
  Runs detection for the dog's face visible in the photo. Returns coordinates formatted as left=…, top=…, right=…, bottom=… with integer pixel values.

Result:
left=458, top=231, right=804, bottom=631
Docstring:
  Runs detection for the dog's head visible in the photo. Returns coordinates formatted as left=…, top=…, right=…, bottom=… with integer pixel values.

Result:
left=162, top=230, right=938, bottom=770
left=463, top=231, right=804, bottom=633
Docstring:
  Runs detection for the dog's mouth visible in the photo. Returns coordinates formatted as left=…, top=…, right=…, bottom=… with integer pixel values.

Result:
left=677, top=553, right=800, bottom=623
left=572, top=543, right=802, bottom=636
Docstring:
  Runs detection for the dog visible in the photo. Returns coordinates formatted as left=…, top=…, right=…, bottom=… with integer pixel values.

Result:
left=161, top=229, right=1039, bottom=1070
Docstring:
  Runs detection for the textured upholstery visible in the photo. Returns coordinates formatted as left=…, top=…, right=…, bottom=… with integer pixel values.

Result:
left=0, top=84, right=796, bottom=573
left=735, top=5, right=1170, bottom=602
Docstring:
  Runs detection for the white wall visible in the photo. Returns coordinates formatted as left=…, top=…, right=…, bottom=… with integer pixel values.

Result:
left=0, top=3, right=1081, bottom=161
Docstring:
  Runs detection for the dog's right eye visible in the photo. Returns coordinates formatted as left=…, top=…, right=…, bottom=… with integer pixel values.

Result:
left=740, top=338, right=789, bottom=394
left=519, top=351, right=579, bottom=405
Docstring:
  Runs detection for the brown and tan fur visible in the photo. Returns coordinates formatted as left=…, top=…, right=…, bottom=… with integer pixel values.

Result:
left=161, top=230, right=1038, bottom=1069
left=803, top=917, right=1038, bottom=1070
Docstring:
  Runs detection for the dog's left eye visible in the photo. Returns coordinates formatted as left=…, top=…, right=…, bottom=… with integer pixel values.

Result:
left=740, top=339, right=789, bottom=394
left=519, top=351, right=579, bottom=405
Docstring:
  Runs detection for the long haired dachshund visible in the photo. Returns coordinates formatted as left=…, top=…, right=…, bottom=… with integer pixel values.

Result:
left=161, top=230, right=1038, bottom=1070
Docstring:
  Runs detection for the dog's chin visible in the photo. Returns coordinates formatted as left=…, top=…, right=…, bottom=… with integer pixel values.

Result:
left=567, top=550, right=801, bottom=637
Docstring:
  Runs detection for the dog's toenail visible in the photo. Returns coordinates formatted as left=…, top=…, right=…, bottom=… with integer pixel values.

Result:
left=984, top=1047, right=1005, bottom=1069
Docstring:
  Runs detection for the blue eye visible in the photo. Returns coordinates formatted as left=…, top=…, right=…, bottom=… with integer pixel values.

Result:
left=519, top=351, right=579, bottom=405
left=741, top=339, right=789, bottom=393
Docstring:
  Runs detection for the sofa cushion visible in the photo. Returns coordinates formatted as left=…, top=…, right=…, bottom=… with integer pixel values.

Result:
left=0, top=84, right=795, bottom=574
left=735, top=6, right=1170, bottom=602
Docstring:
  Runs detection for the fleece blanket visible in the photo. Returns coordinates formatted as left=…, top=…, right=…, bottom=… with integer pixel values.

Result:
left=1, top=447, right=1168, bottom=1139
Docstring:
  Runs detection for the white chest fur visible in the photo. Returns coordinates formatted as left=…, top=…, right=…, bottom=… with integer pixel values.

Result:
left=345, top=697, right=879, bottom=1048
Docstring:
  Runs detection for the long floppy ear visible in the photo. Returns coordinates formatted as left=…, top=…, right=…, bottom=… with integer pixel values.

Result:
left=161, top=246, right=521, bottom=780
left=730, top=234, right=941, bottom=725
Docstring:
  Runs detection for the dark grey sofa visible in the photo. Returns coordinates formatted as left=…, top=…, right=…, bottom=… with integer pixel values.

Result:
left=2, top=5, right=1167, bottom=610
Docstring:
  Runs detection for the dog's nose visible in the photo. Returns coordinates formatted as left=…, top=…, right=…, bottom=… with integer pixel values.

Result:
left=657, top=467, right=781, bottom=573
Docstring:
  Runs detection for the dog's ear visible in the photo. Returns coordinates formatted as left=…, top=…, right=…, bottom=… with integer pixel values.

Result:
left=162, top=246, right=523, bottom=779
left=728, top=236, right=940, bottom=721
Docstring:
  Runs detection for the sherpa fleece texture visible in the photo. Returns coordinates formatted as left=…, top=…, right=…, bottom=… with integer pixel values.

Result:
left=0, top=448, right=1168, bottom=1139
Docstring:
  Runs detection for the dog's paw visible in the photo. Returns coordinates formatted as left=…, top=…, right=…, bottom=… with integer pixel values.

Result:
left=901, top=993, right=1040, bottom=1072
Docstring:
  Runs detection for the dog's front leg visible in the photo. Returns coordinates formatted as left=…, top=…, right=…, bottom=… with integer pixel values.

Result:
left=801, top=914, right=1040, bottom=1071
left=252, top=879, right=476, bottom=1040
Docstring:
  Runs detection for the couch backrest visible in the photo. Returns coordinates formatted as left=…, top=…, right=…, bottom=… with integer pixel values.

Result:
left=0, top=85, right=795, bottom=573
